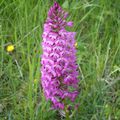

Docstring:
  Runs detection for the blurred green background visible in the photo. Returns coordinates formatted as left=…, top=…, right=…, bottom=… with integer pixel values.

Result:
left=0, top=0, right=120, bottom=120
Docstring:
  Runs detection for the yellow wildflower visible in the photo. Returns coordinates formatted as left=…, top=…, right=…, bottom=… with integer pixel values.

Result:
left=74, top=42, right=78, bottom=48
left=6, top=44, right=14, bottom=52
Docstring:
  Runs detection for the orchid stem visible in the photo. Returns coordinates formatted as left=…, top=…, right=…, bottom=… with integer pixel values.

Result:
left=65, top=105, right=70, bottom=120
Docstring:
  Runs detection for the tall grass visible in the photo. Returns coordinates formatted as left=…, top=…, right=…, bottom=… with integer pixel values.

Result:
left=0, top=0, right=120, bottom=120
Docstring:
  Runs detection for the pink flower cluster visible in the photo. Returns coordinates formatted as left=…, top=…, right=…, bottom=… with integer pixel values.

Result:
left=41, top=2, right=79, bottom=109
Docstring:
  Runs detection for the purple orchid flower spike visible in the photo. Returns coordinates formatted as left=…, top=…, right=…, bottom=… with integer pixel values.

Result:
left=41, top=2, right=79, bottom=109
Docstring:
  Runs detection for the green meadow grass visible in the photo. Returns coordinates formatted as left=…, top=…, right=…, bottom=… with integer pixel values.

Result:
left=0, top=0, right=120, bottom=120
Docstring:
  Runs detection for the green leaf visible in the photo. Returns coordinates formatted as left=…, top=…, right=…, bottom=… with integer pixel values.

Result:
left=62, top=0, right=69, bottom=9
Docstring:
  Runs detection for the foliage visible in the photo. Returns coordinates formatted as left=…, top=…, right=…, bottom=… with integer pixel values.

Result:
left=0, top=0, right=120, bottom=119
